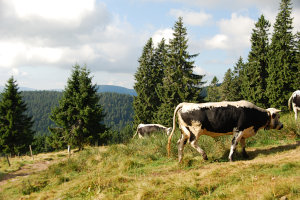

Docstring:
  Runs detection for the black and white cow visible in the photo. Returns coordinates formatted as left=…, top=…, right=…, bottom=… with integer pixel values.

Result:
left=133, top=124, right=172, bottom=138
left=288, top=90, right=300, bottom=121
left=167, top=100, right=283, bottom=162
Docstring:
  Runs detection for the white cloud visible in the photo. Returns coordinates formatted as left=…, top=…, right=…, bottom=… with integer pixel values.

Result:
left=0, top=0, right=143, bottom=75
left=152, top=28, right=174, bottom=46
left=11, top=0, right=94, bottom=23
left=205, top=34, right=228, bottom=50
left=169, top=9, right=212, bottom=26
left=193, top=66, right=206, bottom=75
left=205, top=13, right=254, bottom=52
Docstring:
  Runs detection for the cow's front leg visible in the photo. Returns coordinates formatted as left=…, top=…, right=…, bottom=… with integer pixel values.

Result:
left=228, top=131, right=244, bottom=162
left=240, top=137, right=249, bottom=158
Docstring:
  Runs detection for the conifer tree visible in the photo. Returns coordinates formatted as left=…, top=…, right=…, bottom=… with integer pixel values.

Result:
left=0, top=77, right=34, bottom=155
left=133, top=38, right=156, bottom=125
left=221, top=68, right=234, bottom=101
left=231, top=57, right=245, bottom=101
left=294, top=32, right=300, bottom=87
left=153, top=39, right=168, bottom=122
left=49, top=64, right=107, bottom=150
left=242, top=15, right=270, bottom=107
left=206, top=76, right=221, bottom=102
left=156, top=17, right=205, bottom=126
left=266, top=0, right=297, bottom=109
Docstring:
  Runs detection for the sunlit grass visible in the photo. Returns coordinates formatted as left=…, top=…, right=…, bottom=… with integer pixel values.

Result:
left=0, top=112, right=299, bottom=199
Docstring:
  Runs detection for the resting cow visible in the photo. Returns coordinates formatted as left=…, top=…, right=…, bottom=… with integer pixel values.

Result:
left=167, top=100, right=283, bottom=162
left=133, top=124, right=172, bottom=138
left=288, top=90, right=300, bottom=121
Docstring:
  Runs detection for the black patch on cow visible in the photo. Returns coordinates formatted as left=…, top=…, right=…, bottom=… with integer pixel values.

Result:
left=231, top=135, right=237, bottom=145
left=189, top=129, right=196, bottom=142
left=180, top=105, right=269, bottom=134
left=293, top=95, right=300, bottom=107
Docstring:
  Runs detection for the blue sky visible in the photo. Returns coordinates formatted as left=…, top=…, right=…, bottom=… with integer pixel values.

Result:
left=0, top=0, right=299, bottom=90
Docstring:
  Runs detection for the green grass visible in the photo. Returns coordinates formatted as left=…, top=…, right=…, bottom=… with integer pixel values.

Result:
left=0, top=112, right=299, bottom=199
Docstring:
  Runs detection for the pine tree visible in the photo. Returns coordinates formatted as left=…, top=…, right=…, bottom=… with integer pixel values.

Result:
left=206, top=76, right=221, bottom=102
left=221, top=68, right=234, bottom=101
left=133, top=38, right=156, bottom=125
left=294, top=32, right=300, bottom=88
left=153, top=39, right=168, bottom=122
left=231, top=57, right=245, bottom=101
left=266, top=0, right=297, bottom=110
left=242, top=15, right=270, bottom=107
left=49, top=64, right=107, bottom=150
left=0, top=77, right=34, bottom=155
left=156, top=17, right=205, bottom=126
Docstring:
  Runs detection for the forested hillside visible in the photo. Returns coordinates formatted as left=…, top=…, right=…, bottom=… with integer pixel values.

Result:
left=21, top=91, right=134, bottom=135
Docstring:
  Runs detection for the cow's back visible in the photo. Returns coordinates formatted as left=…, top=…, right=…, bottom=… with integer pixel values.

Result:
left=179, top=102, right=269, bottom=133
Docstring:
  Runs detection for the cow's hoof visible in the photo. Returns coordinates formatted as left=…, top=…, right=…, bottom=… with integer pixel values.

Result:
left=203, top=154, right=208, bottom=160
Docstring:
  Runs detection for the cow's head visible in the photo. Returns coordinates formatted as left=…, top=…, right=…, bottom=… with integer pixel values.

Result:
left=166, top=127, right=172, bottom=135
left=266, top=108, right=283, bottom=130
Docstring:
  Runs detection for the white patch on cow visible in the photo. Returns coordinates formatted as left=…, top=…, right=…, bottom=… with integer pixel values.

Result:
left=180, top=100, right=265, bottom=113
left=292, top=90, right=300, bottom=98
left=138, top=124, right=168, bottom=129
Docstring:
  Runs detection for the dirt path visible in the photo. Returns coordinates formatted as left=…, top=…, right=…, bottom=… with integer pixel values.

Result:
left=0, top=146, right=107, bottom=191
left=0, top=160, right=53, bottom=191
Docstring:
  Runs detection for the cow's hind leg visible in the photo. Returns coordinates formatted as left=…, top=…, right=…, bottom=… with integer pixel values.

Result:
left=240, top=138, right=249, bottom=158
left=228, top=131, right=244, bottom=162
left=190, top=139, right=208, bottom=160
left=294, top=106, right=298, bottom=121
left=177, top=125, right=189, bottom=163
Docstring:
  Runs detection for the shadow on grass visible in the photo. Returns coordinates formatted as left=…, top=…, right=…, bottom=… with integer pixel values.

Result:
left=248, top=141, right=300, bottom=159
left=210, top=141, right=300, bottom=164
left=216, top=141, right=300, bottom=163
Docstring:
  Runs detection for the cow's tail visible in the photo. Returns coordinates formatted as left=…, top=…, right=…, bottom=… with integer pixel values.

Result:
left=167, top=103, right=183, bottom=157
left=288, top=94, right=293, bottom=110
left=132, top=125, right=139, bottom=138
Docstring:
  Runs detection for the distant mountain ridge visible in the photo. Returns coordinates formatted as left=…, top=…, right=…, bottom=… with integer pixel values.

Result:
left=96, top=85, right=136, bottom=96
left=0, top=85, right=137, bottom=96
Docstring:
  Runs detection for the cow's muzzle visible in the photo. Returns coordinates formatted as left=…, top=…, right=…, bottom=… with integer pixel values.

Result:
left=278, top=124, right=283, bottom=130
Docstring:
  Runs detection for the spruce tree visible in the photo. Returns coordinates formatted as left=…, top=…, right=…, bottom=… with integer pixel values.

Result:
left=294, top=32, right=300, bottom=88
left=206, top=76, right=221, bottom=102
left=231, top=57, right=245, bottom=101
left=221, top=68, right=234, bottom=101
left=156, top=17, right=205, bottom=126
left=49, top=64, right=107, bottom=150
left=133, top=38, right=156, bottom=125
left=152, top=39, right=168, bottom=122
left=266, top=0, right=297, bottom=109
left=242, top=15, right=271, bottom=107
left=0, top=77, right=34, bottom=155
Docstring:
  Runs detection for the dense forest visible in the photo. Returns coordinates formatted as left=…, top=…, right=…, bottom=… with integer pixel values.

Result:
left=21, top=91, right=134, bottom=135
left=134, top=0, right=299, bottom=128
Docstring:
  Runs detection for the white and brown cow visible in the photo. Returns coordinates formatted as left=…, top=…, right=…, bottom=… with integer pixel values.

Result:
left=133, top=124, right=172, bottom=138
left=167, top=100, right=283, bottom=162
left=288, top=90, right=300, bottom=121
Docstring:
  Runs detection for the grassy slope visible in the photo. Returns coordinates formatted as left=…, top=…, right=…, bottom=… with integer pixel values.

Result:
left=0, top=113, right=299, bottom=200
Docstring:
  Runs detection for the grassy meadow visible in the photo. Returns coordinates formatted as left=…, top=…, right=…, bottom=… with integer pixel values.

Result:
left=0, top=112, right=299, bottom=200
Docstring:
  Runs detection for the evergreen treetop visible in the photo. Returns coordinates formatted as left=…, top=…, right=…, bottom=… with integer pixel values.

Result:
left=156, top=17, right=205, bottom=125
left=0, top=77, right=34, bottom=155
left=243, top=15, right=270, bottom=107
left=266, top=0, right=297, bottom=109
left=49, top=64, right=107, bottom=150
